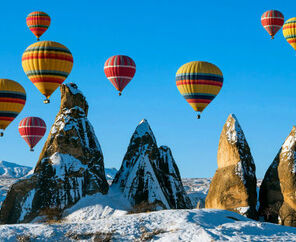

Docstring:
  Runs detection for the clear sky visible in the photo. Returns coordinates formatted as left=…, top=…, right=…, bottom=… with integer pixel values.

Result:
left=0, top=0, right=295, bottom=178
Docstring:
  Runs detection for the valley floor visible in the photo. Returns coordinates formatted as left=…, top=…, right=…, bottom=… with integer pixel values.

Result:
left=1, top=209, right=296, bottom=241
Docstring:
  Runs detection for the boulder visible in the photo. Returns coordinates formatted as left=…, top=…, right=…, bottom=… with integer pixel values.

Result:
left=0, top=83, right=108, bottom=224
left=205, top=114, right=257, bottom=219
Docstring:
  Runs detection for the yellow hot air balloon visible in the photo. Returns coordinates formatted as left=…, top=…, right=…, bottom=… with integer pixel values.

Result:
left=0, top=79, right=26, bottom=136
left=283, top=17, right=296, bottom=51
left=22, top=41, right=73, bottom=103
left=176, top=61, right=223, bottom=119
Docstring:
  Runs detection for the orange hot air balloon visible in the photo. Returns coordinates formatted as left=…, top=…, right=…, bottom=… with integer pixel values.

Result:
left=0, top=79, right=26, bottom=136
left=26, top=11, right=51, bottom=41
left=176, top=61, right=223, bottom=119
left=22, top=41, right=73, bottom=103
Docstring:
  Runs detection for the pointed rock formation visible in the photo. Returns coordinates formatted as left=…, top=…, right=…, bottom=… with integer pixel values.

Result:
left=0, top=83, right=108, bottom=224
left=111, top=119, right=192, bottom=210
left=205, top=114, right=257, bottom=219
left=259, top=126, right=296, bottom=226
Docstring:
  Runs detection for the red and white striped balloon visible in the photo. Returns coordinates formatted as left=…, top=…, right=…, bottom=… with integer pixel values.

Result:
left=261, top=10, right=284, bottom=39
left=18, top=117, right=46, bottom=151
left=104, top=55, right=136, bottom=95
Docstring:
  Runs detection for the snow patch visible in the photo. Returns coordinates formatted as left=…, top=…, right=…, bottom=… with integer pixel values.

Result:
left=133, top=119, right=156, bottom=143
left=225, top=114, right=245, bottom=146
left=18, top=189, right=36, bottom=222
left=47, top=153, right=87, bottom=178
left=66, top=83, right=83, bottom=95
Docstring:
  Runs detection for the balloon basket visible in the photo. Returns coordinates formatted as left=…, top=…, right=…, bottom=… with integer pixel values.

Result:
left=119, top=92, right=122, bottom=96
left=43, top=99, right=50, bottom=104
left=30, top=148, right=34, bottom=152
left=197, top=113, right=201, bottom=119
left=0, top=132, right=3, bottom=137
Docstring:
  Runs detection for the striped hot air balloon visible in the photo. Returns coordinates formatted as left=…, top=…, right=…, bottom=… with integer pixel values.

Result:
left=176, top=61, right=223, bottom=119
left=283, top=17, right=296, bottom=51
left=0, top=79, right=26, bottom=136
left=26, top=11, right=51, bottom=41
left=104, top=55, right=136, bottom=96
left=22, top=41, right=73, bottom=103
left=19, top=117, right=46, bottom=151
left=261, top=10, right=284, bottom=39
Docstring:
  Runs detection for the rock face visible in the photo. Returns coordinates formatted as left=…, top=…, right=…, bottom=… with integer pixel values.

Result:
left=0, top=83, right=108, bottom=224
left=111, top=119, right=192, bottom=210
left=205, top=114, right=257, bottom=219
left=259, top=126, right=296, bottom=226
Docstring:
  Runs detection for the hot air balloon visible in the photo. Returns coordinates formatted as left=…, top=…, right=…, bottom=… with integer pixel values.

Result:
left=261, top=10, right=284, bottom=39
left=26, top=11, right=51, bottom=41
left=283, top=17, right=296, bottom=51
left=0, top=79, right=26, bottom=136
left=176, top=61, right=223, bottom=119
left=22, top=41, right=73, bottom=103
left=18, top=117, right=46, bottom=151
left=104, top=55, right=136, bottom=96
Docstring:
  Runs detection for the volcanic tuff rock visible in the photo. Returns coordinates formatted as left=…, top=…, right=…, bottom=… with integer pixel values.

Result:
left=259, top=126, right=296, bottom=226
left=205, top=114, right=257, bottom=219
left=111, top=119, right=192, bottom=210
left=0, top=83, right=108, bottom=224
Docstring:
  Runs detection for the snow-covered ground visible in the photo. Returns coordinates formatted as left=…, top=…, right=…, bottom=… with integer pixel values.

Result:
left=1, top=162, right=294, bottom=241
left=1, top=209, right=296, bottom=241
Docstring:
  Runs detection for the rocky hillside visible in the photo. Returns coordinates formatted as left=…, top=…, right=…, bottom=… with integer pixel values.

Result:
left=0, top=83, right=109, bottom=224
left=112, top=119, right=192, bottom=210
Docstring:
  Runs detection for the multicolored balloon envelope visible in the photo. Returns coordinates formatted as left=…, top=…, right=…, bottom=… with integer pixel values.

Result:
left=176, top=61, right=223, bottom=119
left=104, top=55, right=136, bottom=95
left=18, top=117, right=46, bottom=151
left=0, top=79, right=26, bottom=136
left=283, top=17, right=296, bottom=51
left=261, top=10, right=284, bottom=39
left=22, top=41, right=73, bottom=103
left=26, top=11, right=51, bottom=41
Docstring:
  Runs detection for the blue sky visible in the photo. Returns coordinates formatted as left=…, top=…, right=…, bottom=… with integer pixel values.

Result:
left=0, top=0, right=295, bottom=178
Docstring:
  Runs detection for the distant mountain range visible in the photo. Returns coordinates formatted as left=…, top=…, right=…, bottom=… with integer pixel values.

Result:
left=0, top=161, right=118, bottom=180
left=0, top=161, right=32, bottom=178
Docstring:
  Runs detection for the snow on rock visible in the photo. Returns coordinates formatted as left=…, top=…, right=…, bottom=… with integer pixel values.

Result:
left=0, top=161, right=31, bottom=178
left=0, top=209, right=296, bottom=241
left=259, top=126, right=296, bottom=226
left=104, top=168, right=117, bottom=181
left=206, top=114, right=258, bottom=219
left=0, top=84, right=108, bottom=224
left=112, top=119, right=191, bottom=211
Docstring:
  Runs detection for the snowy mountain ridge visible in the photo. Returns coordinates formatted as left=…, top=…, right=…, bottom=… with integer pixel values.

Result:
left=0, top=161, right=32, bottom=179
